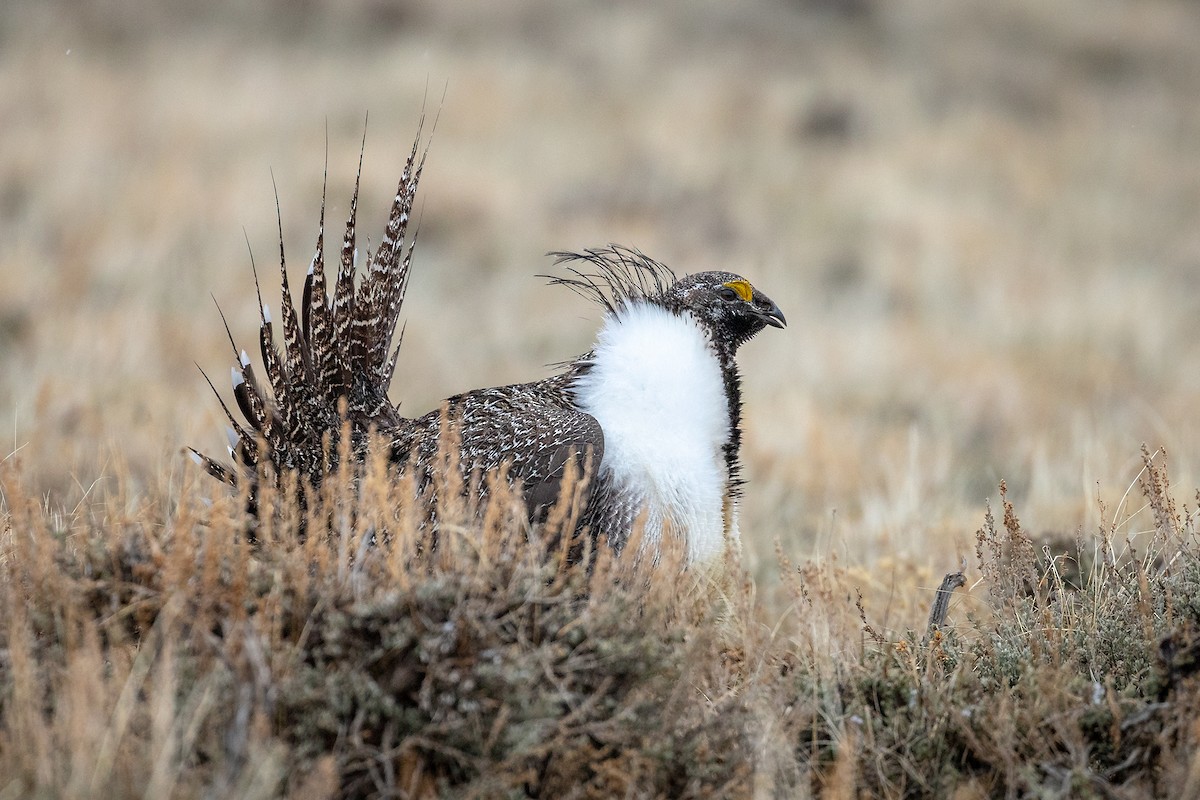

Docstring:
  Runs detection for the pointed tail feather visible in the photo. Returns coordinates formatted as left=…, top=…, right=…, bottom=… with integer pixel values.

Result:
left=272, top=178, right=316, bottom=400
left=302, top=161, right=330, bottom=394
left=356, top=117, right=427, bottom=381
left=328, top=129, right=365, bottom=400
left=187, top=448, right=235, bottom=485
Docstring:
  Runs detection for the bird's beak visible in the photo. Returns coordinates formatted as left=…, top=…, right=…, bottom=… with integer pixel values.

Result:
left=755, top=300, right=787, bottom=329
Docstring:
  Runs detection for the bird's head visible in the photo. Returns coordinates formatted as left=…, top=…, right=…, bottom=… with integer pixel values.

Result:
left=664, top=271, right=786, bottom=350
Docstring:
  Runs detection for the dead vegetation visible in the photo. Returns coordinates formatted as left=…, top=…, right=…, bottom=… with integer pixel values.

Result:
left=1, top=443, right=1198, bottom=798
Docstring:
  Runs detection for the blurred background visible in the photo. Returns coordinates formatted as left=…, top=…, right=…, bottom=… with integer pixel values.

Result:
left=3, top=0, right=1199, bottom=580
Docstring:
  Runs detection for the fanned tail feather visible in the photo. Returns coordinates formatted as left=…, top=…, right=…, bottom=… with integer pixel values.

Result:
left=302, top=158, right=330, bottom=394
left=328, top=130, right=364, bottom=400
left=273, top=179, right=315, bottom=403
left=191, top=123, right=428, bottom=497
left=357, top=114, right=426, bottom=382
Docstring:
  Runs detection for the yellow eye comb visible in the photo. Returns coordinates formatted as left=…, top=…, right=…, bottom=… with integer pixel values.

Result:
left=723, top=280, right=753, bottom=302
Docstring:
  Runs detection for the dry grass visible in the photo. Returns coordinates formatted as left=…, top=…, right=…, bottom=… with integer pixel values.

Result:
left=3, top=435, right=1200, bottom=798
left=4, top=0, right=1200, bottom=796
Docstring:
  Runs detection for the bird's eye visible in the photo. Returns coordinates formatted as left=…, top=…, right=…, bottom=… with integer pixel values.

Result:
left=718, top=286, right=739, bottom=302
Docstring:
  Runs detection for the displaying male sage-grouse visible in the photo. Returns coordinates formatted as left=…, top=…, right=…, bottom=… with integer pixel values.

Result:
left=190, top=125, right=785, bottom=563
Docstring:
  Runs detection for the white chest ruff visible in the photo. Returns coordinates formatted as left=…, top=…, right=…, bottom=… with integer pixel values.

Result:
left=573, top=303, right=736, bottom=562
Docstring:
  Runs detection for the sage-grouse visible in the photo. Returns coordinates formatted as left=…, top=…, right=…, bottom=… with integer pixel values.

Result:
left=190, top=125, right=785, bottom=562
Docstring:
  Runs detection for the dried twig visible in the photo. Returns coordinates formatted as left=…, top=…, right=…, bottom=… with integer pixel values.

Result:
left=924, top=559, right=967, bottom=644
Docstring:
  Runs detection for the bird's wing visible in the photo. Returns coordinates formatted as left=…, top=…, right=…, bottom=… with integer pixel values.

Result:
left=507, top=406, right=605, bottom=518
left=413, top=386, right=605, bottom=519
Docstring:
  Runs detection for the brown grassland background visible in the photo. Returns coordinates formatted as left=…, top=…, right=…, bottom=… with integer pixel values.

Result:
left=3, top=1, right=1200, bottom=797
